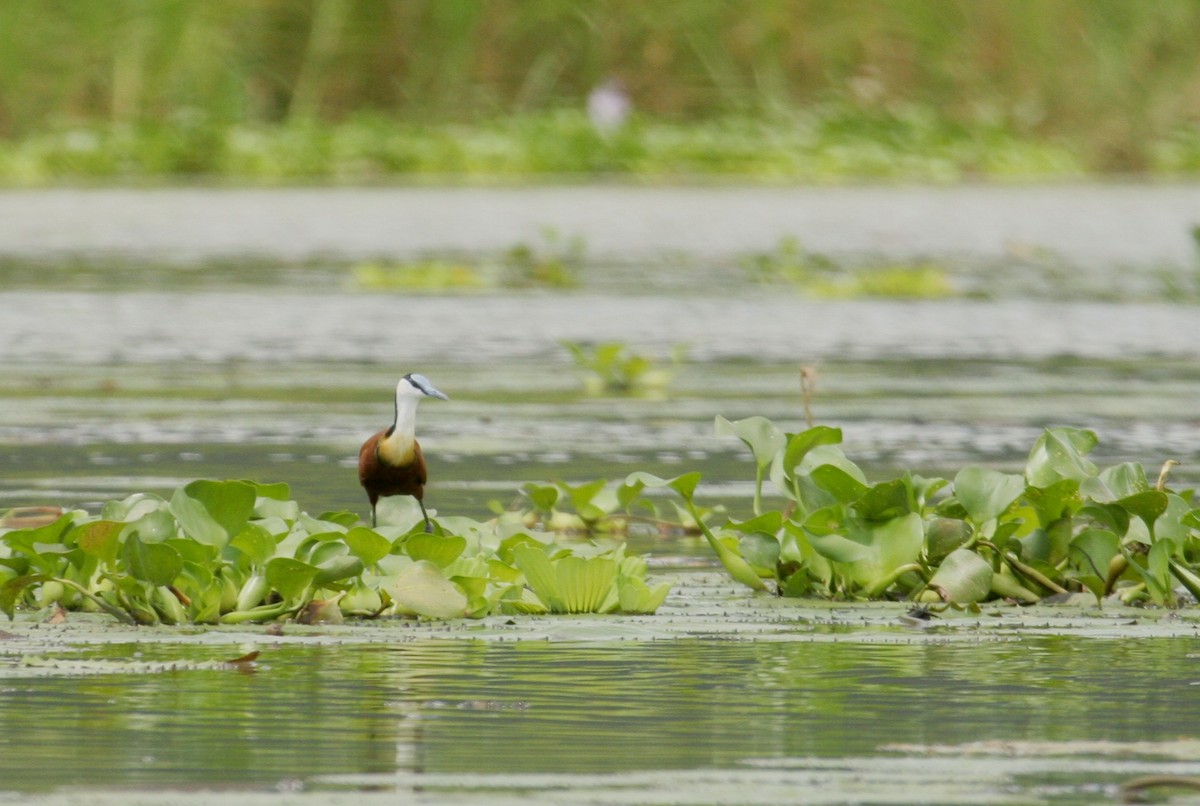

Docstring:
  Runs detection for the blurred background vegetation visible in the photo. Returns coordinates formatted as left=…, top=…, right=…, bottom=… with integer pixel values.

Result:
left=3, top=0, right=1200, bottom=182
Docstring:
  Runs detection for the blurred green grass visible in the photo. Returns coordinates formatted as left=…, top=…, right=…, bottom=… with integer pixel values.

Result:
left=1, top=0, right=1199, bottom=182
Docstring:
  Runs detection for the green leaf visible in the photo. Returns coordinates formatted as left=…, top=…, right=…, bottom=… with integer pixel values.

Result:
left=806, top=532, right=872, bottom=565
left=1026, top=428, right=1098, bottom=487
left=1, top=574, right=50, bottom=618
left=389, top=560, right=469, bottom=619
left=708, top=532, right=771, bottom=592
left=856, top=477, right=913, bottom=521
left=1017, top=516, right=1071, bottom=565
left=1069, top=528, right=1120, bottom=580
left=780, top=426, right=844, bottom=476
left=715, top=415, right=786, bottom=474
left=715, top=415, right=787, bottom=514
left=522, top=482, right=560, bottom=512
left=404, top=533, right=467, bottom=568
left=1089, top=462, right=1150, bottom=501
left=616, top=575, right=672, bottom=614
left=726, top=511, right=784, bottom=536
left=953, top=467, right=1025, bottom=524
left=560, top=479, right=608, bottom=515
left=72, top=521, right=123, bottom=565
left=868, top=513, right=926, bottom=583
left=245, top=480, right=291, bottom=500
left=312, top=555, right=364, bottom=586
left=925, top=517, right=970, bottom=561
left=810, top=464, right=868, bottom=503
left=181, top=479, right=256, bottom=543
left=101, top=493, right=169, bottom=522
left=925, top=549, right=993, bottom=604
left=625, top=471, right=701, bottom=501
left=170, top=488, right=225, bottom=547
left=512, top=545, right=563, bottom=610
left=124, top=509, right=177, bottom=543
left=1023, top=478, right=1081, bottom=522
left=254, top=496, right=300, bottom=521
left=556, top=555, right=617, bottom=614
left=228, top=522, right=278, bottom=567
left=344, top=526, right=393, bottom=565
left=265, top=556, right=317, bottom=600
left=1114, top=490, right=1168, bottom=533
left=739, top=532, right=781, bottom=571
left=123, top=534, right=183, bottom=587
left=1155, top=494, right=1192, bottom=546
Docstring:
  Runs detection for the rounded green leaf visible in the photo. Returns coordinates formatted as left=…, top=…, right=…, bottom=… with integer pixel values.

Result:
left=405, top=533, right=467, bottom=568
left=265, top=556, right=317, bottom=600
left=388, top=560, right=468, bottom=619
left=123, top=534, right=183, bottom=587
left=926, top=548, right=993, bottom=604
left=953, top=467, right=1025, bottom=524
left=344, top=526, right=393, bottom=565
left=72, top=521, right=123, bottom=564
left=312, top=555, right=364, bottom=586
left=229, top=522, right=279, bottom=567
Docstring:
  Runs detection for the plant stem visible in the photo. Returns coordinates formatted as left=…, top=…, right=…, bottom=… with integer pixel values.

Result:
left=56, top=578, right=137, bottom=625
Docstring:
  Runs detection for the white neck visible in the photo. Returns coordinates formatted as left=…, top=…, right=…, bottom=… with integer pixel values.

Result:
left=379, top=390, right=421, bottom=464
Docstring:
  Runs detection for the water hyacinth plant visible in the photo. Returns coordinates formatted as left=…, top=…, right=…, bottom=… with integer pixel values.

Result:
left=643, top=417, right=1200, bottom=607
left=0, top=480, right=671, bottom=624
left=562, top=341, right=687, bottom=396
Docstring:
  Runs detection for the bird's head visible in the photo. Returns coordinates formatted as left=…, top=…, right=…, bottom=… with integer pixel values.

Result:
left=399, top=373, right=449, bottom=401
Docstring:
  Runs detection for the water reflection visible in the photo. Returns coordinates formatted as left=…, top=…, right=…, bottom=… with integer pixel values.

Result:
left=1, top=636, right=1197, bottom=792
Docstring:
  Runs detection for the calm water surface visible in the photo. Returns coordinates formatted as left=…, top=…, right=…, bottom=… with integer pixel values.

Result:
left=2, top=636, right=1198, bottom=794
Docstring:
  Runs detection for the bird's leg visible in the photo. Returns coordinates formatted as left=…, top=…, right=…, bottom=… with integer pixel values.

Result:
left=419, top=499, right=433, bottom=533
left=370, top=504, right=377, bottom=528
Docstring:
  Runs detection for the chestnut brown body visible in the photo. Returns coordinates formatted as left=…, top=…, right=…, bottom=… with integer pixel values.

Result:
left=358, top=429, right=427, bottom=513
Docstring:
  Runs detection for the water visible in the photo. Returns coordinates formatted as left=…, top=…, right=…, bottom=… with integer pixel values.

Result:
left=2, top=633, right=1199, bottom=801
left=4, top=187, right=1200, bottom=803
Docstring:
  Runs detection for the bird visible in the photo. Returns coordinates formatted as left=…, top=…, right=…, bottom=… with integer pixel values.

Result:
left=358, top=373, right=449, bottom=531
left=586, top=77, right=630, bottom=137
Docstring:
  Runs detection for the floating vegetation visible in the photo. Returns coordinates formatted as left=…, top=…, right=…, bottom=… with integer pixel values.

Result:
left=8, top=417, right=1200, bottom=625
left=352, top=259, right=488, bottom=292
left=350, top=230, right=583, bottom=293
left=744, top=237, right=957, bottom=299
left=501, top=228, right=584, bottom=289
left=562, top=341, right=686, bottom=396
left=640, top=418, right=1200, bottom=608
left=0, top=480, right=671, bottom=625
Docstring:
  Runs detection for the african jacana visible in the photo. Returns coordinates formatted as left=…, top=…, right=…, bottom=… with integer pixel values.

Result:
left=358, top=373, right=448, bottom=531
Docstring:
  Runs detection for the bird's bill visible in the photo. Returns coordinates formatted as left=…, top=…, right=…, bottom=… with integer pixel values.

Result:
left=408, top=373, right=450, bottom=400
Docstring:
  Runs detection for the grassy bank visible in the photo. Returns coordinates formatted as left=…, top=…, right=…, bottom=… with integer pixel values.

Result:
left=2, top=1, right=1200, bottom=182
left=0, top=107, right=1097, bottom=185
